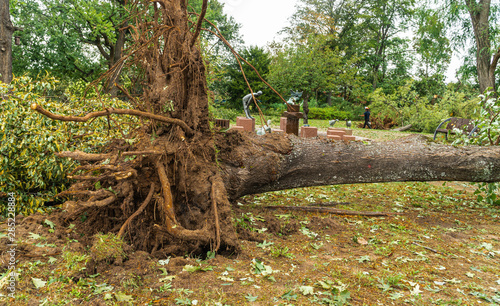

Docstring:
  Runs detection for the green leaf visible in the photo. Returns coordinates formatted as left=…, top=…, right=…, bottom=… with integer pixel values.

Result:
left=104, top=293, right=113, bottom=300
left=182, top=264, right=201, bottom=273
left=299, top=286, right=314, bottom=296
left=44, top=219, right=55, bottom=229
left=256, top=241, right=274, bottom=248
left=32, top=277, right=47, bottom=289
left=28, top=232, right=42, bottom=240
left=281, top=290, right=298, bottom=301
left=245, top=294, right=258, bottom=302
left=114, top=292, right=133, bottom=302
left=357, top=255, right=371, bottom=263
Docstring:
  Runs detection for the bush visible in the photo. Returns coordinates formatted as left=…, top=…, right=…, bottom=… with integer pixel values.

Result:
left=261, top=102, right=287, bottom=117
left=307, top=107, right=351, bottom=120
left=0, top=76, right=138, bottom=217
left=368, top=79, right=480, bottom=133
left=210, top=107, right=241, bottom=121
left=453, top=90, right=500, bottom=206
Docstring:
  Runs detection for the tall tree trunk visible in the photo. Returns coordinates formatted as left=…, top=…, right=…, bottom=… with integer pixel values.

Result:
left=465, top=0, right=496, bottom=93
left=107, top=26, right=127, bottom=97
left=0, top=0, right=14, bottom=83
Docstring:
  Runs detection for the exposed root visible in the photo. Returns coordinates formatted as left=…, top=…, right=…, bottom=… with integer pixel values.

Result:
left=211, top=179, right=221, bottom=252
left=58, top=189, right=114, bottom=199
left=118, top=183, right=155, bottom=238
left=155, top=159, right=176, bottom=223
left=56, top=150, right=163, bottom=161
left=31, top=103, right=194, bottom=136
left=84, top=195, right=116, bottom=208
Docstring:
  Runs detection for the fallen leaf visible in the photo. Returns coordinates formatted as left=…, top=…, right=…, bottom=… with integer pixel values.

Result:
left=32, top=278, right=47, bottom=289
left=357, top=237, right=368, bottom=245
left=114, top=292, right=133, bottom=302
left=299, top=286, right=314, bottom=296
left=465, top=272, right=475, bottom=278
left=410, top=284, right=422, bottom=295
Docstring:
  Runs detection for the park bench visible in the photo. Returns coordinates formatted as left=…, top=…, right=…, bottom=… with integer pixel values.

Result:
left=433, top=117, right=478, bottom=140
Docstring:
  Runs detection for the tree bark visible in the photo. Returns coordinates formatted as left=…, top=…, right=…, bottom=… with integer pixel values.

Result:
left=0, top=0, right=14, bottom=83
left=219, top=133, right=500, bottom=200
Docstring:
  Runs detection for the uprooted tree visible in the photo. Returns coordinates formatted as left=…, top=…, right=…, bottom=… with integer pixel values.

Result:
left=30, top=0, right=500, bottom=257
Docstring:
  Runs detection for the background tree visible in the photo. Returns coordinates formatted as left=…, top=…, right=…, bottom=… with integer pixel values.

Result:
left=443, top=0, right=500, bottom=93
left=219, top=45, right=272, bottom=109
left=0, top=0, right=22, bottom=83
left=268, top=37, right=361, bottom=123
left=11, top=0, right=128, bottom=95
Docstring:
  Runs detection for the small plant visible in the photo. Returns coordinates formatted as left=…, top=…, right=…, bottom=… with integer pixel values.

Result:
left=270, top=245, right=295, bottom=259
left=62, top=251, right=89, bottom=272
left=90, top=233, right=126, bottom=264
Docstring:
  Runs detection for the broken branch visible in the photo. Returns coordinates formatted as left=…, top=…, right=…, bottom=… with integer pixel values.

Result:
left=264, top=206, right=396, bottom=217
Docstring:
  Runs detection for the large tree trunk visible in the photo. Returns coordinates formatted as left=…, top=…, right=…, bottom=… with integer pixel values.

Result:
left=218, top=133, right=500, bottom=200
left=465, top=0, right=497, bottom=93
left=0, top=0, right=14, bottom=83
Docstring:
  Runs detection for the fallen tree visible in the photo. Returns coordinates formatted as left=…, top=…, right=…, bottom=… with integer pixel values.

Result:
left=30, top=0, right=500, bottom=257
left=219, top=133, right=500, bottom=200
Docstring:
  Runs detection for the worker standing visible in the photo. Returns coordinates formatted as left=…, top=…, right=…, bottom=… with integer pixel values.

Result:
left=361, top=107, right=372, bottom=129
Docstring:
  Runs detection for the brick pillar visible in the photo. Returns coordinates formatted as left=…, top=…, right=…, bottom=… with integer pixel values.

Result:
left=236, top=117, right=255, bottom=132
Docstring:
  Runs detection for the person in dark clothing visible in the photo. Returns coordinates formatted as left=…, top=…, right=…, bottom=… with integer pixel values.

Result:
left=361, top=107, right=372, bottom=129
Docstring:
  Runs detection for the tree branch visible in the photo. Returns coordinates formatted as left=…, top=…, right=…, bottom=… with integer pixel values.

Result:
left=31, top=103, right=194, bottom=136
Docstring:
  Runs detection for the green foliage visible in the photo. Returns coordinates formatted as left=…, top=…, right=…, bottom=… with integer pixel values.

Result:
left=11, top=0, right=125, bottom=82
left=268, top=36, right=364, bottom=108
left=368, top=80, right=479, bottom=132
left=90, top=233, right=126, bottom=263
left=215, top=46, right=272, bottom=110
left=307, top=107, right=351, bottom=120
left=454, top=90, right=500, bottom=206
left=0, top=76, right=138, bottom=217
left=210, top=107, right=240, bottom=121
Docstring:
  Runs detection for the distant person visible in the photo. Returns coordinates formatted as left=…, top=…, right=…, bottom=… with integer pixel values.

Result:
left=242, top=91, right=263, bottom=119
left=360, top=107, right=372, bottom=129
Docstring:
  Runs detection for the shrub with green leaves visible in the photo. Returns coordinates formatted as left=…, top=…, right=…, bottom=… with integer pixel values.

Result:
left=307, top=107, right=351, bottom=120
left=454, top=90, right=500, bottom=206
left=368, top=80, right=479, bottom=133
left=0, top=76, right=138, bottom=217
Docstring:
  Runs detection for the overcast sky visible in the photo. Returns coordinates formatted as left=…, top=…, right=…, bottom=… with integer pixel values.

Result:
left=218, top=0, right=299, bottom=47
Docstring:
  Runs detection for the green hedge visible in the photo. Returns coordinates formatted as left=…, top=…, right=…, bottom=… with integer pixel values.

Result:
left=0, top=76, right=138, bottom=217
left=307, top=107, right=351, bottom=120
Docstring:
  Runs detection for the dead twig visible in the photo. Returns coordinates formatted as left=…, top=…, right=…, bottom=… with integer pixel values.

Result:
left=31, top=103, right=194, bottom=136
left=310, top=202, right=351, bottom=207
left=412, top=242, right=443, bottom=255
left=264, top=206, right=396, bottom=217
